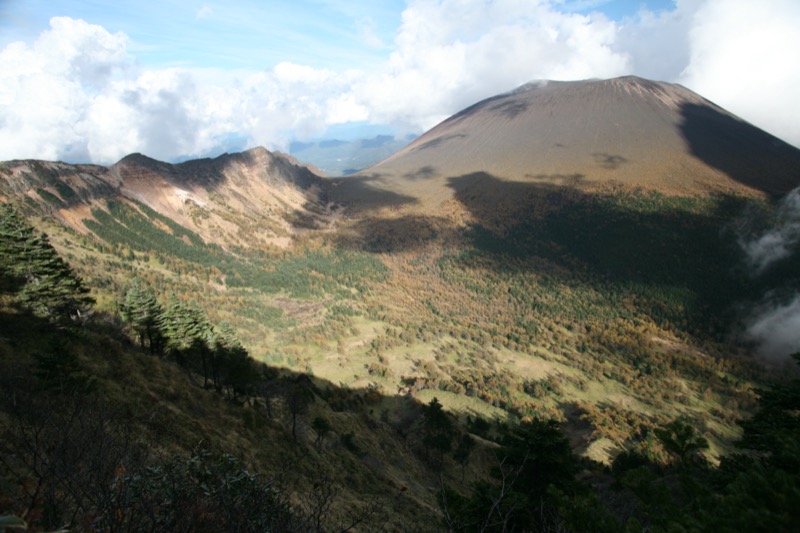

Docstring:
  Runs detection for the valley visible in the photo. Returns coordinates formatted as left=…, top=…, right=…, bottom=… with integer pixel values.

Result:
left=2, top=76, right=800, bottom=531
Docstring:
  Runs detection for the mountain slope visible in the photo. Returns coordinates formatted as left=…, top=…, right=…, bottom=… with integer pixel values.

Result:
left=1, top=75, right=794, bottom=479
left=0, top=147, right=329, bottom=249
left=334, top=76, right=800, bottom=213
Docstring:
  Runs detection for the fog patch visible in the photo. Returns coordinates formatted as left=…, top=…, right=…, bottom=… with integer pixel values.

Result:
left=740, top=187, right=800, bottom=359
left=740, top=188, right=800, bottom=275
left=745, top=293, right=800, bottom=360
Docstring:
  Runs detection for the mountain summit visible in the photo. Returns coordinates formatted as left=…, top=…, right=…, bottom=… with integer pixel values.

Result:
left=336, top=76, right=800, bottom=212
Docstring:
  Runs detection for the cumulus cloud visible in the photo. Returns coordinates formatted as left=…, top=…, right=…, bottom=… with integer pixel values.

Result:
left=355, top=0, right=630, bottom=131
left=0, top=17, right=131, bottom=161
left=615, top=1, right=697, bottom=81
left=678, top=0, right=800, bottom=146
left=2, top=1, right=800, bottom=163
left=0, top=17, right=359, bottom=163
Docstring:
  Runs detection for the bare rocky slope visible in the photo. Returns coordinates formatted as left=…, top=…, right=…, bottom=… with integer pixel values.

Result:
left=0, top=147, right=328, bottom=249
left=333, top=76, right=800, bottom=215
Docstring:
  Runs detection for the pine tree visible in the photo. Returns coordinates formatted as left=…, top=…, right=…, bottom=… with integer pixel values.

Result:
left=211, top=321, right=253, bottom=396
left=422, top=397, right=455, bottom=469
left=120, top=280, right=165, bottom=354
left=160, top=297, right=213, bottom=385
left=0, top=203, right=94, bottom=321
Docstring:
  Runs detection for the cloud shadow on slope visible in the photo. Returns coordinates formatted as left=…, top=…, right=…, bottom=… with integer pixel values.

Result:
left=328, top=173, right=418, bottom=212
left=332, top=213, right=458, bottom=253
left=411, top=134, right=468, bottom=152
left=403, top=165, right=438, bottom=181
left=679, top=102, right=800, bottom=198
left=592, top=153, right=629, bottom=170
left=445, top=171, right=762, bottom=333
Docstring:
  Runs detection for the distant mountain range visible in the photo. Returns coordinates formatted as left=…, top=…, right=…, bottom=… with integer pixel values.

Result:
left=288, top=134, right=416, bottom=176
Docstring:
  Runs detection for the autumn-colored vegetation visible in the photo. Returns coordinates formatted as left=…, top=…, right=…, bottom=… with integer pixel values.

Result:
left=2, top=198, right=800, bottom=531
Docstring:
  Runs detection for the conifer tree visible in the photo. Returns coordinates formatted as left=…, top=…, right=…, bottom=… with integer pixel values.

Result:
left=120, top=280, right=165, bottom=354
left=211, top=321, right=254, bottom=396
left=422, top=397, right=455, bottom=468
left=160, top=297, right=213, bottom=386
left=286, top=377, right=315, bottom=441
left=0, top=203, right=94, bottom=321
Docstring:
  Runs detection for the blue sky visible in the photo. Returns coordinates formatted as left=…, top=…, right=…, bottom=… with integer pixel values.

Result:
left=1, top=0, right=673, bottom=70
left=1, top=0, right=799, bottom=163
left=1, top=1, right=400, bottom=71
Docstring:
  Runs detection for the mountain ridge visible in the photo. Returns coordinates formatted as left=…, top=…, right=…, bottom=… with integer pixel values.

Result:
left=3, top=76, right=800, bottom=529
left=0, top=146, right=329, bottom=249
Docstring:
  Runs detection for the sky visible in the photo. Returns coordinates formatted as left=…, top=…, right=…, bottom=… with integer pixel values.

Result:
left=1, top=0, right=799, bottom=164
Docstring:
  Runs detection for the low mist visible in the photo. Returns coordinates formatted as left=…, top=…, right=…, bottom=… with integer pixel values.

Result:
left=740, top=188, right=800, bottom=360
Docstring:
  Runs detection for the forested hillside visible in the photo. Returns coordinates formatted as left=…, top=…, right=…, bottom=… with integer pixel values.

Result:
left=2, top=201, right=799, bottom=531
left=3, top=75, right=800, bottom=530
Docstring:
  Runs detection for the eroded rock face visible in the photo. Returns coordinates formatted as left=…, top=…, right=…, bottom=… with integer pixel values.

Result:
left=0, top=147, right=330, bottom=249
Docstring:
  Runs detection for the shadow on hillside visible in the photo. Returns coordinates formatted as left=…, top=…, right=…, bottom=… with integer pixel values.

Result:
left=403, top=165, right=438, bottom=181
left=679, top=102, right=800, bottom=197
left=0, top=305, right=451, bottom=531
left=445, top=171, right=761, bottom=329
left=329, top=174, right=418, bottom=211
left=332, top=214, right=459, bottom=253
left=490, top=99, right=529, bottom=119
left=411, top=133, right=468, bottom=152
left=326, top=168, right=767, bottom=333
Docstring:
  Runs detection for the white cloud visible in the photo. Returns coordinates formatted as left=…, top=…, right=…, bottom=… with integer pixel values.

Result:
left=326, top=93, right=370, bottom=124
left=615, top=1, right=697, bottom=81
left=739, top=185, right=800, bottom=360
left=196, top=5, right=214, bottom=19
left=0, top=17, right=358, bottom=163
left=740, top=188, right=800, bottom=274
left=746, top=293, right=800, bottom=360
left=2, top=1, right=800, bottom=164
left=355, top=0, right=630, bottom=131
left=678, top=0, right=800, bottom=146
left=0, top=17, right=131, bottom=162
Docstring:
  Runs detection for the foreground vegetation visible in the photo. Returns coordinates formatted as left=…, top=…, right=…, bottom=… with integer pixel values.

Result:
left=2, top=201, right=799, bottom=531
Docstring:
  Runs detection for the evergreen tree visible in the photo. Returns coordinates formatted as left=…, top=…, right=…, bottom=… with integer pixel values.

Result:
left=0, top=203, right=94, bottom=321
left=655, top=416, right=709, bottom=466
left=160, top=297, right=213, bottom=386
left=453, top=433, right=475, bottom=482
left=211, top=321, right=254, bottom=396
left=286, top=377, right=315, bottom=441
left=120, top=280, right=165, bottom=354
left=422, top=397, right=455, bottom=468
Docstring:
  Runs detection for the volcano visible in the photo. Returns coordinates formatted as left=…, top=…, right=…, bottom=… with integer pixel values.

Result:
left=334, top=76, right=800, bottom=212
